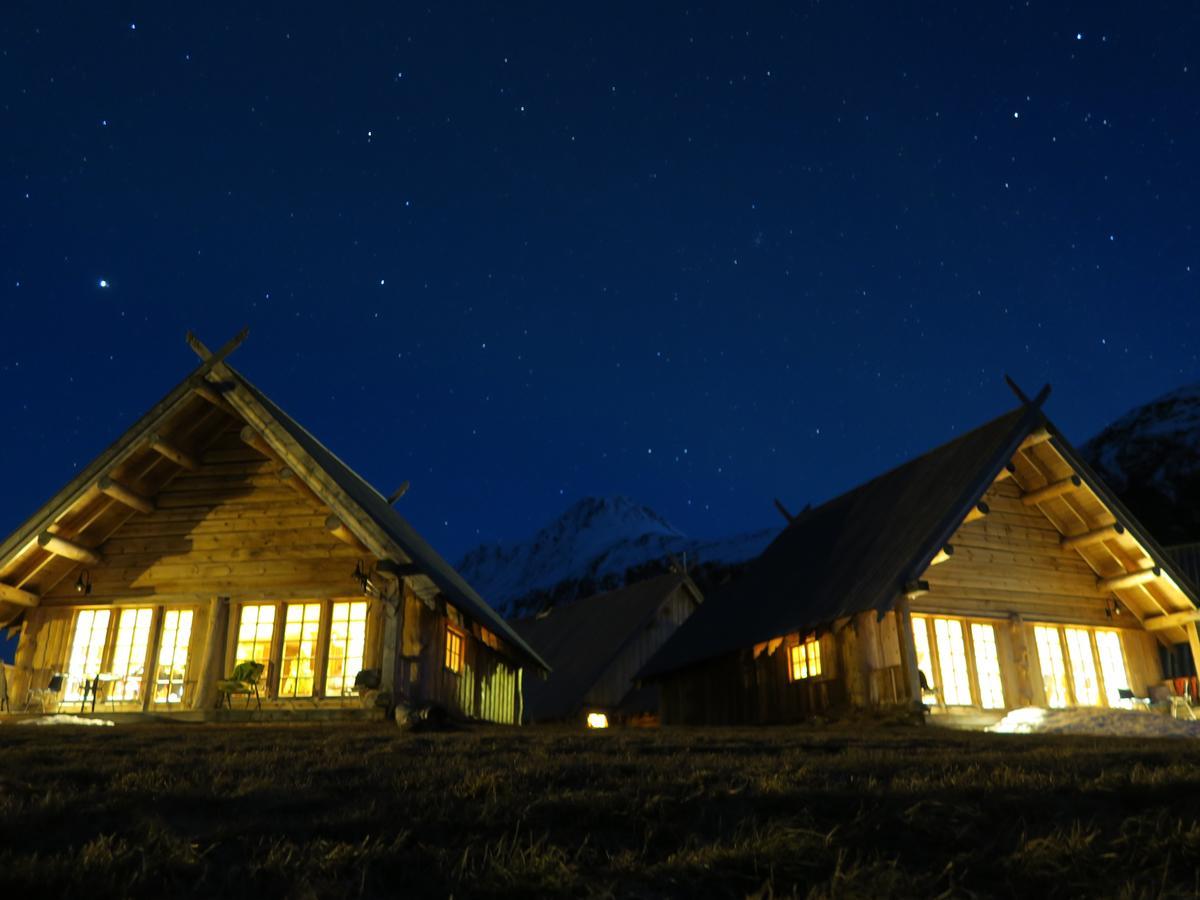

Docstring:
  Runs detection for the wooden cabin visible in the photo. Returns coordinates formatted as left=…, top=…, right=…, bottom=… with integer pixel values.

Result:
left=511, top=574, right=701, bottom=726
left=0, top=334, right=548, bottom=721
left=640, top=395, right=1200, bottom=726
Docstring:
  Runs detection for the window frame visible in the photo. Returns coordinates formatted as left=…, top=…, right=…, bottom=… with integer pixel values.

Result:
left=444, top=625, right=465, bottom=675
left=786, top=634, right=825, bottom=683
left=911, top=614, right=1009, bottom=710
left=1031, top=622, right=1130, bottom=709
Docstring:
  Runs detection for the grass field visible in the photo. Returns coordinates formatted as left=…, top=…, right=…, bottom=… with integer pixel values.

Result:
left=2, top=720, right=1200, bottom=898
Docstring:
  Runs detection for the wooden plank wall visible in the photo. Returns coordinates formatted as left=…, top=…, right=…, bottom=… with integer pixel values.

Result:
left=402, top=586, right=520, bottom=724
left=918, top=479, right=1127, bottom=627
left=42, top=424, right=368, bottom=603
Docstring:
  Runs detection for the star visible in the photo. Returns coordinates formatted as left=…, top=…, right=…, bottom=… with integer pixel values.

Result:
left=98, top=278, right=109, bottom=288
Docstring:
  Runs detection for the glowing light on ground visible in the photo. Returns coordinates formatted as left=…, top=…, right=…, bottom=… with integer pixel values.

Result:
left=586, top=712, right=609, bottom=729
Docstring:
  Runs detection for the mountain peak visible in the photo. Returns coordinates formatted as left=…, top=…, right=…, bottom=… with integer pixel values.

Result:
left=458, top=495, right=776, bottom=617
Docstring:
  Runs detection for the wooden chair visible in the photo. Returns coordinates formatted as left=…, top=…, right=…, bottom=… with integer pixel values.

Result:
left=216, top=661, right=266, bottom=710
left=25, top=672, right=66, bottom=713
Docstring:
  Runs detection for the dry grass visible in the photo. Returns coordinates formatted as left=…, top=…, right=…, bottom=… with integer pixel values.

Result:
left=2, top=720, right=1200, bottom=897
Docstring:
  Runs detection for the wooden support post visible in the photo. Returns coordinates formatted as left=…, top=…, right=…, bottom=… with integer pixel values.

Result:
left=1061, top=523, right=1125, bottom=551
left=279, top=467, right=324, bottom=507
left=1021, top=475, right=1082, bottom=507
left=37, top=532, right=101, bottom=565
left=192, top=597, right=229, bottom=711
left=1188, top=623, right=1200, bottom=678
left=1142, top=609, right=1200, bottom=632
left=141, top=609, right=166, bottom=712
left=963, top=502, right=989, bottom=525
left=97, top=476, right=154, bottom=514
left=239, top=425, right=275, bottom=459
left=326, top=515, right=368, bottom=552
left=1097, top=566, right=1160, bottom=594
left=893, top=596, right=924, bottom=715
left=9, top=614, right=39, bottom=710
left=147, top=434, right=199, bottom=471
left=379, top=576, right=405, bottom=707
left=1008, top=613, right=1034, bottom=707
left=0, top=581, right=39, bottom=607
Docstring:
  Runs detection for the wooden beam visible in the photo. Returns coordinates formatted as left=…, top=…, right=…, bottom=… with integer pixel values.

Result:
left=279, top=467, right=324, bottom=507
left=97, top=476, right=154, bottom=515
left=0, top=581, right=39, bottom=607
left=147, top=434, right=199, bottom=471
left=1097, top=566, right=1160, bottom=593
left=903, top=579, right=929, bottom=599
left=1061, top=523, right=1125, bottom=552
left=1143, top=609, right=1200, bottom=632
left=185, top=328, right=249, bottom=369
left=993, top=463, right=1016, bottom=483
left=1188, top=623, right=1200, bottom=674
left=1017, top=427, right=1052, bottom=451
left=963, top=502, right=989, bottom=525
left=192, top=381, right=230, bottom=410
left=325, top=515, right=368, bottom=553
left=37, top=532, right=101, bottom=565
left=1021, top=474, right=1082, bottom=507
left=930, top=544, right=954, bottom=567
left=239, top=425, right=275, bottom=459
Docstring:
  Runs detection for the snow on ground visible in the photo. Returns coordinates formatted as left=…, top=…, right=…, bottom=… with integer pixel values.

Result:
left=988, top=706, right=1200, bottom=737
left=16, top=714, right=114, bottom=727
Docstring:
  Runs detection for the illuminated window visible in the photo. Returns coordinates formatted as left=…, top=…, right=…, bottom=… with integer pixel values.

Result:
left=911, top=616, right=935, bottom=689
left=1095, top=630, right=1130, bottom=706
left=109, top=607, right=154, bottom=702
left=279, top=603, right=322, bottom=698
left=155, top=609, right=193, bottom=704
left=445, top=626, right=465, bottom=674
left=787, top=636, right=822, bottom=681
left=1034, top=625, right=1071, bottom=708
left=932, top=618, right=972, bottom=705
left=235, top=604, right=276, bottom=670
left=325, top=601, right=367, bottom=697
left=970, top=623, right=1006, bottom=710
left=64, top=609, right=112, bottom=701
left=1064, top=627, right=1101, bottom=706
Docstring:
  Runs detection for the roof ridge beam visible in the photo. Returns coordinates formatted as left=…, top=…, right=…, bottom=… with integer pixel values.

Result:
left=1097, top=566, right=1160, bottom=593
left=97, top=476, right=154, bottom=514
left=147, top=434, right=199, bottom=470
left=1143, top=609, right=1200, bottom=632
left=1021, top=474, right=1081, bottom=506
left=1061, top=523, right=1125, bottom=551
left=37, top=532, right=102, bottom=565
left=0, top=581, right=39, bottom=607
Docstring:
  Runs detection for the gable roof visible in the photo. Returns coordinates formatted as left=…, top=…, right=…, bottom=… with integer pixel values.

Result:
left=0, top=350, right=548, bottom=672
left=512, top=573, right=697, bottom=720
left=640, top=401, right=1200, bottom=680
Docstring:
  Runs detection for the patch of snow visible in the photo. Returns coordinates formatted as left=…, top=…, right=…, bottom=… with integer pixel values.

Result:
left=988, top=706, right=1200, bottom=737
left=16, top=715, right=115, bottom=727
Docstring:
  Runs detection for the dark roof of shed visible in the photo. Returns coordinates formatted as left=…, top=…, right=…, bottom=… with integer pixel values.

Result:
left=512, top=574, right=696, bottom=720
left=229, top=367, right=550, bottom=672
left=640, top=405, right=1040, bottom=680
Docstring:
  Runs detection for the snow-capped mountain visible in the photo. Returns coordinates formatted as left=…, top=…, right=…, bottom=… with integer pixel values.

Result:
left=458, top=496, right=777, bottom=618
left=1083, top=383, right=1200, bottom=545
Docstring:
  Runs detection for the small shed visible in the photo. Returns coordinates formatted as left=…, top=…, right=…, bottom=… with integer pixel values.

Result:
left=512, top=574, right=701, bottom=725
left=640, top=391, right=1200, bottom=726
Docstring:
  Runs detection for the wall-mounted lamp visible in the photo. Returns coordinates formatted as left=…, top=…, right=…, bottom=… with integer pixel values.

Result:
left=75, top=570, right=92, bottom=596
left=352, top=560, right=375, bottom=597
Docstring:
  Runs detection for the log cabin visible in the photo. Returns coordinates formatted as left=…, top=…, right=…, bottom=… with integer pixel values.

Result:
left=640, top=389, right=1200, bottom=726
left=0, top=332, right=548, bottom=722
left=511, top=573, right=702, bottom=726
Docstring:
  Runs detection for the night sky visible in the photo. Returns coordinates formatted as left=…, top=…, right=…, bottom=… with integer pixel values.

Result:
left=3, top=4, right=1198, bottom=562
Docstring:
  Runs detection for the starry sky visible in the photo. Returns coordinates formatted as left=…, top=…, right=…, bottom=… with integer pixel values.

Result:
left=2, top=3, right=1198, bottom=563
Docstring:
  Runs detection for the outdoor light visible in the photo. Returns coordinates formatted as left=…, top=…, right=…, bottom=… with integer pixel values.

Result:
left=586, top=712, right=609, bottom=729
left=75, top=570, right=92, bottom=595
